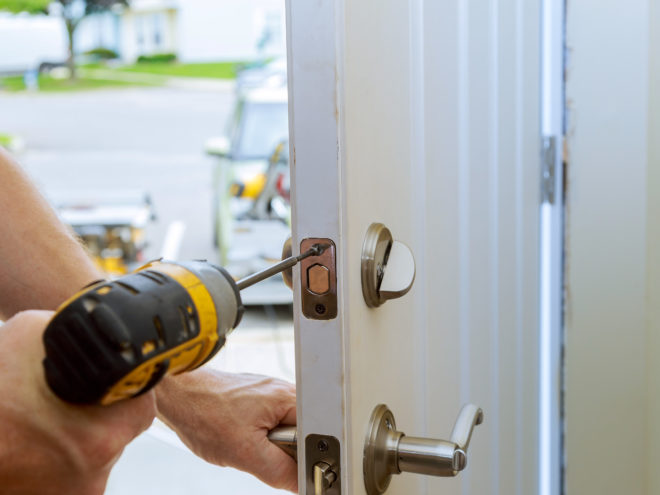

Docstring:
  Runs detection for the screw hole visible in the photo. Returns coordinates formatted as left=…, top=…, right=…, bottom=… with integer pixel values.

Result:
left=318, top=439, right=329, bottom=452
left=315, top=304, right=326, bottom=315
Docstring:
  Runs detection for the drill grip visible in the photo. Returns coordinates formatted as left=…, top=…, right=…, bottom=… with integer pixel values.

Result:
left=42, top=261, right=241, bottom=405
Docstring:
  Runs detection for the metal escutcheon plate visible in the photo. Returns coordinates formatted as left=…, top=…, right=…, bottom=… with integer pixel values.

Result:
left=364, top=404, right=400, bottom=494
left=361, top=223, right=393, bottom=308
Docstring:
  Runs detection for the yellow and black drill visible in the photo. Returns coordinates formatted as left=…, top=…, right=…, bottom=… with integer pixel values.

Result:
left=42, top=244, right=325, bottom=405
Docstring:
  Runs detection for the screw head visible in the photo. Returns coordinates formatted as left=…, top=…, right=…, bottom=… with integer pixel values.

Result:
left=317, top=439, right=329, bottom=452
left=315, top=303, right=326, bottom=315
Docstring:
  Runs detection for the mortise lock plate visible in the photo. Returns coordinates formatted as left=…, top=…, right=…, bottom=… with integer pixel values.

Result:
left=307, top=434, right=341, bottom=495
left=268, top=428, right=341, bottom=495
left=280, top=236, right=337, bottom=319
left=300, top=238, right=337, bottom=320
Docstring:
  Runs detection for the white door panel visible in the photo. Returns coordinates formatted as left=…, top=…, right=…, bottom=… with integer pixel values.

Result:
left=287, top=1, right=541, bottom=493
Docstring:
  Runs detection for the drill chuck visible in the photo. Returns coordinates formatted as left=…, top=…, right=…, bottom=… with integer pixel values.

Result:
left=43, top=260, right=243, bottom=405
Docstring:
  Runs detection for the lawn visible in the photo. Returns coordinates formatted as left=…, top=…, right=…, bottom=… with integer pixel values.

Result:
left=0, top=61, right=246, bottom=93
left=118, top=61, right=244, bottom=79
left=0, top=74, right=152, bottom=92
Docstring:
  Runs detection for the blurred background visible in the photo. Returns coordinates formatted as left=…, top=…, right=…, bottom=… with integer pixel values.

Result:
left=0, top=0, right=294, bottom=493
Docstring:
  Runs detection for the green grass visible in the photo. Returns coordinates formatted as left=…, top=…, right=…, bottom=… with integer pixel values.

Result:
left=0, top=76, right=28, bottom=91
left=118, top=61, right=242, bottom=79
left=0, top=60, right=244, bottom=93
left=0, top=74, right=152, bottom=92
left=0, top=134, right=13, bottom=148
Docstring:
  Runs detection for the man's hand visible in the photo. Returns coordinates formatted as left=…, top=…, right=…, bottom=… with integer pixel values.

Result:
left=156, top=369, right=298, bottom=493
left=0, top=310, right=156, bottom=495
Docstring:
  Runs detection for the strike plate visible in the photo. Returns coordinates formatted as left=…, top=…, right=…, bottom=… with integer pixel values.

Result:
left=306, top=434, right=341, bottom=494
left=300, top=238, right=337, bottom=320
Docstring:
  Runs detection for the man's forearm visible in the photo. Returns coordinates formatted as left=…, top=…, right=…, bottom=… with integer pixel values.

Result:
left=0, top=148, right=101, bottom=319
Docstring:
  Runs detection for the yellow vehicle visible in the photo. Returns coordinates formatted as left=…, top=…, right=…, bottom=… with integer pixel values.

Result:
left=49, top=190, right=155, bottom=277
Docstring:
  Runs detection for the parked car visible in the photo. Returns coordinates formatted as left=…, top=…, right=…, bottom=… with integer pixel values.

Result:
left=206, top=86, right=291, bottom=305
left=235, top=57, right=287, bottom=92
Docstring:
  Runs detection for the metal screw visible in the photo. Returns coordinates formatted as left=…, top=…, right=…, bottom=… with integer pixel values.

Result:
left=315, top=304, right=326, bottom=315
left=318, top=439, right=329, bottom=452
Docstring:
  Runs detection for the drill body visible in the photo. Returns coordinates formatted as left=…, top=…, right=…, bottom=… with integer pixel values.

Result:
left=43, top=260, right=243, bottom=405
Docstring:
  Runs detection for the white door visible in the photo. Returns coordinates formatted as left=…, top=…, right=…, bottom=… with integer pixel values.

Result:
left=286, top=1, right=542, bottom=493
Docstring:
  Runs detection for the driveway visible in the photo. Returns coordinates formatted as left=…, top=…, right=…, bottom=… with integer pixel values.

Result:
left=0, top=86, right=232, bottom=262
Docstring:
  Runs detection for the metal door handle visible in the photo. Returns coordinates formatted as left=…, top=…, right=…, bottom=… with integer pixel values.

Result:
left=450, top=403, right=483, bottom=456
left=268, top=405, right=482, bottom=495
left=363, top=404, right=484, bottom=494
left=268, top=425, right=297, bottom=460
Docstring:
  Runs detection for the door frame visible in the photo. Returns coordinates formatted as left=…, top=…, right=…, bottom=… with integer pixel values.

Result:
left=285, top=1, right=347, bottom=490
left=539, top=0, right=565, bottom=494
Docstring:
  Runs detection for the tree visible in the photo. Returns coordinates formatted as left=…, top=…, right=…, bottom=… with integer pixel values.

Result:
left=0, top=0, right=127, bottom=79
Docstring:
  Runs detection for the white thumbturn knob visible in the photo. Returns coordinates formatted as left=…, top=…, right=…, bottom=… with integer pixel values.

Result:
left=379, top=240, right=416, bottom=301
left=361, top=223, right=416, bottom=308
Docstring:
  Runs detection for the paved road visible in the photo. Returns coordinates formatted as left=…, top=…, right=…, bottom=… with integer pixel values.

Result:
left=0, top=87, right=296, bottom=494
left=0, top=87, right=232, bottom=263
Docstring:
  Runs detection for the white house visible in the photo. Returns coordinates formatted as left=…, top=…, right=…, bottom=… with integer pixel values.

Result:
left=78, top=0, right=286, bottom=63
left=0, top=0, right=285, bottom=73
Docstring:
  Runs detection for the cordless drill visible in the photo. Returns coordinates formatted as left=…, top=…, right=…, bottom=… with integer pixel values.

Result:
left=42, top=245, right=325, bottom=405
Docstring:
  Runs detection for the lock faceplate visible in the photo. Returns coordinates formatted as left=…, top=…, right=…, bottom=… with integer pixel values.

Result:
left=300, top=238, right=337, bottom=319
left=306, top=434, right=341, bottom=495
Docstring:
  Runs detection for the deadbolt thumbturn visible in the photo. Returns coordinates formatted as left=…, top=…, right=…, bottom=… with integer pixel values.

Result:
left=361, top=223, right=415, bottom=308
left=363, top=404, right=484, bottom=494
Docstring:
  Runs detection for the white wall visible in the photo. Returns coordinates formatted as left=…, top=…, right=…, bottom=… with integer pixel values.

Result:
left=176, top=0, right=285, bottom=62
left=120, top=8, right=177, bottom=62
left=565, top=1, right=660, bottom=493
left=0, top=1, right=285, bottom=70
left=118, top=0, right=286, bottom=63
left=75, top=12, right=121, bottom=54
left=0, top=13, right=67, bottom=72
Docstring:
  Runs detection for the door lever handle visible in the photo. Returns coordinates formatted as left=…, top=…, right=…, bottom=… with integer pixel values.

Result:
left=268, top=425, right=297, bottom=460
left=268, top=405, right=483, bottom=495
left=450, top=404, right=484, bottom=462
left=363, top=403, right=484, bottom=494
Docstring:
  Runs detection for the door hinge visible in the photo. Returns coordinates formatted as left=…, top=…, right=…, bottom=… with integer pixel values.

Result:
left=541, top=135, right=557, bottom=204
